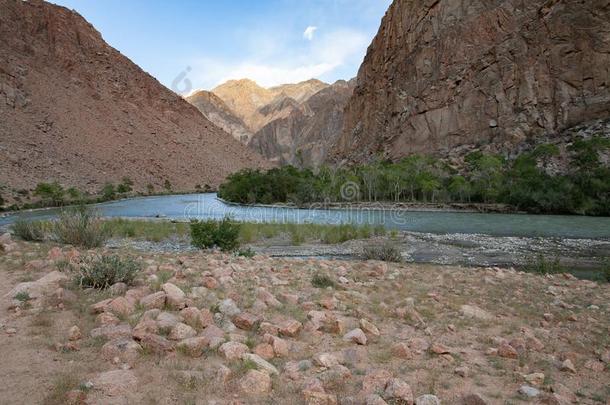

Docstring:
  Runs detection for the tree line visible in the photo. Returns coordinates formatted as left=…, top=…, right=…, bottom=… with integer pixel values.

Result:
left=218, top=137, right=610, bottom=216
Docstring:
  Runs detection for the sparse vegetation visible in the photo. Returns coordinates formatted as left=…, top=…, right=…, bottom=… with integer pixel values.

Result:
left=238, top=222, right=385, bottom=245
left=73, top=254, right=140, bottom=289
left=361, top=242, right=403, bottom=262
left=14, top=291, right=31, bottom=302
left=53, top=207, right=108, bottom=248
left=11, top=218, right=49, bottom=241
left=311, top=273, right=336, bottom=289
left=219, top=137, right=610, bottom=215
left=190, top=217, right=241, bottom=251
left=524, top=255, right=566, bottom=275
left=102, top=218, right=189, bottom=242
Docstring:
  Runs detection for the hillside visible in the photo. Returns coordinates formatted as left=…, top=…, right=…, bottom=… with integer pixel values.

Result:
left=211, top=79, right=328, bottom=133
left=249, top=80, right=355, bottom=167
left=333, top=0, right=610, bottom=163
left=186, top=90, right=253, bottom=143
left=0, top=0, right=269, bottom=202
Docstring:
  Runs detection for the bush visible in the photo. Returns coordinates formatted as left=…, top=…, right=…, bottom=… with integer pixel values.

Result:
left=53, top=207, right=108, bottom=248
left=524, top=255, right=565, bottom=275
left=311, top=273, right=336, bottom=289
left=362, top=243, right=403, bottom=262
left=11, top=219, right=48, bottom=241
left=190, top=218, right=241, bottom=251
left=74, top=254, right=140, bottom=289
left=34, top=182, right=65, bottom=205
left=237, top=248, right=256, bottom=258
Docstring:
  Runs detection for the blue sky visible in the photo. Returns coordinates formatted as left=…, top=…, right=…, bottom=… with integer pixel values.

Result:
left=49, top=0, right=392, bottom=93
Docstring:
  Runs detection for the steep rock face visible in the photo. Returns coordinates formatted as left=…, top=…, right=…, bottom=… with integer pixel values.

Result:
left=334, top=0, right=610, bottom=163
left=212, top=79, right=328, bottom=132
left=0, top=0, right=270, bottom=195
left=249, top=80, right=355, bottom=167
left=186, top=90, right=253, bottom=143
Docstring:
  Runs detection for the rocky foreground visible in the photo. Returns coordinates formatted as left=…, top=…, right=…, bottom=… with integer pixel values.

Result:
left=0, top=233, right=609, bottom=404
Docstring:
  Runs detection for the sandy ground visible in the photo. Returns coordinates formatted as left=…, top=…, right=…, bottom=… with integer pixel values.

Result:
left=1, top=236, right=609, bottom=404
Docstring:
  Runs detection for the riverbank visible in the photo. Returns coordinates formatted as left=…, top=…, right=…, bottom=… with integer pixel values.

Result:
left=0, top=235, right=608, bottom=404
left=218, top=197, right=521, bottom=214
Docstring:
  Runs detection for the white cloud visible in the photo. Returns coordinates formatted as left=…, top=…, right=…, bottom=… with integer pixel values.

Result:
left=303, top=26, right=318, bottom=41
left=187, top=28, right=370, bottom=90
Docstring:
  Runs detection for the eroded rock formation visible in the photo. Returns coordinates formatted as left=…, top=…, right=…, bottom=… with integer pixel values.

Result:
left=333, top=0, right=610, bottom=163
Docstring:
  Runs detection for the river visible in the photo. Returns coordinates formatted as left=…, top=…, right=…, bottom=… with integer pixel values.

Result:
left=1, top=193, right=609, bottom=239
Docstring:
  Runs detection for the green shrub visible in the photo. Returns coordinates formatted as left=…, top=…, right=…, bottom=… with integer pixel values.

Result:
left=11, top=219, right=48, bottom=241
left=14, top=291, right=31, bottom=302
left=34, top=182, right=65, bottom=205
left=190, top=218, right=241, bottom=251
left=362, top=243, right=403, bottom=263
left=237, top=248, right=255, bottom=258
left=74, top=254, right=140, bottom=289
left=524, top=255, right=565, bottom=275
left=101, top=183, right=117, bottom=200
left=312, top=273, right=336, bottom=289
left=53, top=207, right=108, bottom=248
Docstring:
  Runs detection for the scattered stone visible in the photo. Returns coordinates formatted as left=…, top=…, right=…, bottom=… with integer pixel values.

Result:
left=233, top=312, right=261, bottom=330
left=168, top=322, right=197, bottom=341
left=239, top=370, right=272, bottom=395
left=430, top=343, right=451, bottom=355
left=392, top=342, right=413, bottom=359
left=359, top=319, right=380, bottom=337
left=498, top=343, right=518, bottom=359
left=101, top=339, right=142, bottom=365
left=242, top=353, right=279, bottom=375
left=108, top=297, right=134, bottom=318
left=518, top=385, right=540, bottom=398
left=384, top=378, right=413, bottom=404
left=180, top=307, right=204, bottom=329
left=219, top=341, right=249, bottom=360
left=343, top=328, right=367, bottom=345
left=461, top=393, right=489, bottom=405
left=366, top=394, right=388, bottom=405
left=279, top=319, right=302, bottom=337
left=162, top=283, right=186, bottom=309
left=460, top=305, right=494, bottom=321
left=254, top=343, right=274, bottom=359
left=96, top=312, right=121, bottom=326
left=454, top=366, right=469, bottom=378
left=92, top=370, right=137, bottom=397
left=584, top=359, right=605, bottom=372
left=138, top=333, right=174, bottom=354
left=361, top=369, right=392, bottom=395
left=139, top=291, right=166, bottom=310
left=313, top=353, right=341, bottom=368
left=560, top=359, right=576, bottom=373
left=68, top=325, right=82, bottom=341
left=156, top=311, right=180, bottom=331
left=218, top=298, right=241, bottom=317
left=415, top=394, right=440, bottom=405
left=524, top=372, right=545, bottom=386
left=176, top=337, right=208, bottom=357
left=90, top=324, right=132, bottom=340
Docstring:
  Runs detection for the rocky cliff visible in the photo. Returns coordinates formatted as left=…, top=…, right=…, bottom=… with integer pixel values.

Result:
left=186, top=90, right=253, bottom=143
left=212, top=79, right=328, bottom=132
left=0, top=0, right=269, bottom=198
left=333, top=0, right=610, bottom=163
left=249, top=80, right=355, bottom=167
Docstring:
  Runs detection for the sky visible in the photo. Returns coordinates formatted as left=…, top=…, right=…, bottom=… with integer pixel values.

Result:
left=49, top=0, right=392, bottom=93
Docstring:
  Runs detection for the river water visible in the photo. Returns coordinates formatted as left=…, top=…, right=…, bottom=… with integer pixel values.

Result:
left=1, top=193, right=609, bottom=239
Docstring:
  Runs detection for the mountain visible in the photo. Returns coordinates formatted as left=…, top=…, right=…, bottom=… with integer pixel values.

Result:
left=333, top=0, right=610, bottom=163
left=0, top=0, right=269, bottom=199
left=211, top=79, right=328, bottom=132
left=186, top=90, right=253, bottom=143
left=249, top=80, right=355, bottom=167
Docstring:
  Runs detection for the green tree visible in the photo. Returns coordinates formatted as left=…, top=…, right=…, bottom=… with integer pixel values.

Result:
left=101, top=183, right=116, bottom=200
left=34, top=182, right=65, bottom=205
